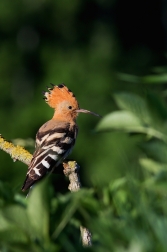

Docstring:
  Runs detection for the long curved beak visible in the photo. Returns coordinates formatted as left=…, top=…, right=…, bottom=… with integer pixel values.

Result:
left=76, top=109, right=101, bottom=117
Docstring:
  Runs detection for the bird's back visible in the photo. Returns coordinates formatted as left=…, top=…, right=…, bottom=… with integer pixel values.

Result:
left=22, top=119, right=78, bottom=191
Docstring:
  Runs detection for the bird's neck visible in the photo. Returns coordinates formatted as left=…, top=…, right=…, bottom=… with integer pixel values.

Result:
left=52, top=111, right=77, bottom=123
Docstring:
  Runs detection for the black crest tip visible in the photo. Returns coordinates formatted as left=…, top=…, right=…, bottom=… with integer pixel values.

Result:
left=58, top=84, right=65, bottom=88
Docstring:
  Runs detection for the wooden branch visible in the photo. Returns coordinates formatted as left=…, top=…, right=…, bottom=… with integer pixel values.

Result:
left=63, top=161, right=92, bottom=246
left=0, top=134, right=32, bottom=165
left=0, top=134, right=92, bottom=246
left=80, top=226, right=92, bottom=246
left=63, top=161, right=81, bottom=191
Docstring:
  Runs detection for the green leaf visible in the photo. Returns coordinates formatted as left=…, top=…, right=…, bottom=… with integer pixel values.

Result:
left=0, top=228, right=28, bottom=243
left=0, top=211, right=12, bottom=231
left=146, top=92, right=167, bottom=122
left=142, top=74, right=167, bottom=84
left=1, top=205, right=31, bottom=235
left=109, top=177, right=127, bottom=192
left=147, top=214, right=167, bottom=248
left=96, top=111, right=143, bottom=132
left=114, top=92, right=151, bottom=124
left=52, top=201, right=77, bottom=239
left=97, top=111, right=165, bottom=141
left=117, top=73, right=141, bottom=83
left=0, top=210, right=28, bottom=244
left=27, top=178, right=50, bottom=240
left=140, top=158, right=167, bottom=174
left=140, top=140, right=167, bottom=163
left=118, top=72, right=167, bottom=85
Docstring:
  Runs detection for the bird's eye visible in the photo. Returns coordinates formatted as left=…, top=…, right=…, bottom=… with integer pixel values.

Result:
left=68, top=106, right=72, bottom=109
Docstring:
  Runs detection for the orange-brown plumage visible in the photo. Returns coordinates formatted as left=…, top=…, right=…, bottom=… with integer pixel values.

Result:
left=44, top=84, right=78, bottom=109
left=44, top=84, right=80, bottom=121
left=22, top=83, right=100, bottom=191
left=44, top=83, right=100, bottom=120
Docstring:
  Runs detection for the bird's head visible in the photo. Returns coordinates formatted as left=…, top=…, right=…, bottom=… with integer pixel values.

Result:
left=43, top=84, right=100, bottom=121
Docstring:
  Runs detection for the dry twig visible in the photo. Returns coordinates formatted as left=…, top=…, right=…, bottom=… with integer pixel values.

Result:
left=0, top=135, right=32, bottom=165
left=63, top=161, right=92, bottom=246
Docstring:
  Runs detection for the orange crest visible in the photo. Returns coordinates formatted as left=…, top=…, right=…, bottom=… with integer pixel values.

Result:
left=44, top=84, right=79, bottom=109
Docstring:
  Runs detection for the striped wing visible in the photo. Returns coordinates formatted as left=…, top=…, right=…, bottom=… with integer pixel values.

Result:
left=22, top=120, right=78, bottom=191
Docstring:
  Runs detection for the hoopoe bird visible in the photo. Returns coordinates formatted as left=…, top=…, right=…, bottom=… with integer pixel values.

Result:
left=22, top=84, right=100, bottom=191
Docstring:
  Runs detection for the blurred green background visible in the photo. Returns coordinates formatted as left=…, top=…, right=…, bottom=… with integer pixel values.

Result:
left=0, top=0, right=165, bottom=190
left=1, top=0, right=167, bottom=251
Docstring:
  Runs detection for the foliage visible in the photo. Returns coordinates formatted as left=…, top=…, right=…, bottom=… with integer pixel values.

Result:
left=0, top=0, right=167, bottom=251
left=1, top=86, right=167, bottom=251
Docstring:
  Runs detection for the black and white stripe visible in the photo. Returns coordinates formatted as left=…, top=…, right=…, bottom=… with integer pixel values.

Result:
left=22, top=120, right=78, bottom=191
